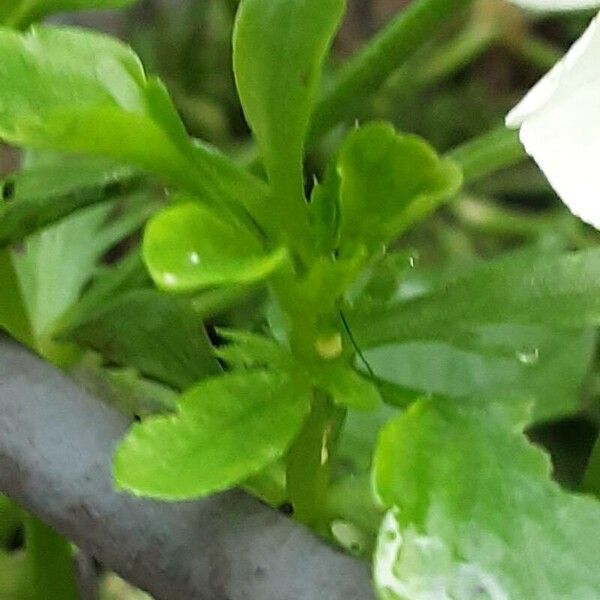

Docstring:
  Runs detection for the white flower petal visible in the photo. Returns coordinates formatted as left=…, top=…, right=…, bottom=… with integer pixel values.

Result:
left=507, top=14, right=600, bottom=126
left=506, top=14, right=600, bottom=229
left=509, top=0, right=600, bottom=11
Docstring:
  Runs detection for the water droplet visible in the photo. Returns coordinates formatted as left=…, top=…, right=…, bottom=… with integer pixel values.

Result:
left=516, top=347, right=539, bottom=366
left=407, top=251, right=420, bottom=269
left=162, top=272, right=177, bottom=287
left=188, top=251, right=200, bottom=265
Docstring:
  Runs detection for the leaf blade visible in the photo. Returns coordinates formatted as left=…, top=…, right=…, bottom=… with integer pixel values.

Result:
left=114, top=371, right=311, bottom=499
left=349, top=248, right=600, bottom=349
left=233, top=0, right=344, bottom=201
left=373, top=397, right=600, bottom=599
left=337, top=123, right=462, bottom=253
left=143, top=201, right=288, bottom=292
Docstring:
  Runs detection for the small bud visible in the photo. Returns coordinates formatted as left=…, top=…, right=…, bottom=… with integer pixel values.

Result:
left=315, top=332, right=343, bottom=360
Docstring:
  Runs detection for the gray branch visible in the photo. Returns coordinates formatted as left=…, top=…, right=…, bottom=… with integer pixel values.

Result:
left=0, top=337, right=374, bottom=600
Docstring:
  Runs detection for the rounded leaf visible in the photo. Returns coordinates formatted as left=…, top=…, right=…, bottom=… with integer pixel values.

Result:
left=143, top=202, right=288, bottom=292
left=114, top=371, right=311, bottom=499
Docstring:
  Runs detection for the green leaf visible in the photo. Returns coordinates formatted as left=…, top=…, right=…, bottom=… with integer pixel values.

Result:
left=58, top=252, right=218, bottom=390
left=73, top=354, right=178, bottom=419
left=0, top=551, right=29, bottom=600
left=0, top=27, right=278, bottom=239
left=0, top=27, right=202, bottom=192
left=214, top=328, right=295, bottom=372
left=0, top=248, right=34, bottom=346
left=309, top=161, right=341, bottom=255
left=364, top=325, right=596, bottom=422
left=313, top=363, right=382, bottom=411
left=143, top=201, right=288, bottom=292
left=0, top=156, right=138, bottom=351
left=349, top=248, right=600, bottom=349
left=0, top=157, right=140, bottom=248
left=233, top=0, right=344, bottom=200
left=373, top=397, right=600, bottom=600
left=337, top=123, right=462, bottom=253
left=11, top=190, right=156, bottom=360
left=215, top=329, right=380, bottom=410
left=56, top=249, right=150, bottom=329
left=114, top=371, right=311, bottom=499
left=233, top=0, right=345, bottom=248
left=61, top=288, right=218, bottom=390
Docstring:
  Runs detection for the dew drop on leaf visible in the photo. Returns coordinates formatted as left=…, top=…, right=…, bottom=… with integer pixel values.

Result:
left=516, top=347, right=540, bottom=366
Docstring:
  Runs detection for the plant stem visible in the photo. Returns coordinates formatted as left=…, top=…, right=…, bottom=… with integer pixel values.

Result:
left=309, top=0, right=475, bottom=140
left=447, top=126, right=527, bottom=185
left=285, top=393, right=340, bottom=534
left=451, top=195, right=556, bottom=239
left=506, top=34, right=562, bottom=71
left=420, top=22, right=497, bottom=86
left=372, top=20, right=496, bottom=116
left=23, top=514, right=79, bottom=600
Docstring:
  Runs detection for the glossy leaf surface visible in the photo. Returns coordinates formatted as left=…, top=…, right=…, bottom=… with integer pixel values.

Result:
left=373, top=397, right=600, bottom=599
left=0, top=27, right=196, bottom=186
left=143, top=202, right=288, bottom=292
left=114, top=371, right=311, bottom=499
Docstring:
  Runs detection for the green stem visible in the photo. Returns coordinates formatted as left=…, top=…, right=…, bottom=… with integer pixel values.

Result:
left=190, top=284, right=260, bottom=319
left=309, top=0, right=475, bottom=140
left=505, top=34, right=562, bottom=71
left=451, top=195, right=557, bottom=239
left=419, top=22, right=497, bottom=87
left=373, top=21, right=496, bottom=115
left=23, top=514, right=79, bottom=600
left=447, top=127, right=527, bottom=185
left=285, top=394, right=340, bottom=534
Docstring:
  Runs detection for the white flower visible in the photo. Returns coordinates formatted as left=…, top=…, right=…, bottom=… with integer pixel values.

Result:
left=506, top=9, right=600, bottom=228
